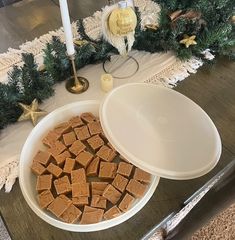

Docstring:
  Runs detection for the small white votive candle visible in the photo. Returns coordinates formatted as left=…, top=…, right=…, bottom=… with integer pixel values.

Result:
left=101, top=74, right=113, bottom=92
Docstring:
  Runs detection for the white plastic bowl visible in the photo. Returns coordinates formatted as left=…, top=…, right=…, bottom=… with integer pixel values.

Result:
left=19, top=100, right=160, bottom=232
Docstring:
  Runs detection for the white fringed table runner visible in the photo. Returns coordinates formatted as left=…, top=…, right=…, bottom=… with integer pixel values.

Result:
left=0, top=0, right=203, bottom=192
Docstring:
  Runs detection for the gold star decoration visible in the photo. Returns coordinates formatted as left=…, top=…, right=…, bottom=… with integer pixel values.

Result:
left=180, top=35, right=197, bottom=48
left=18, top=99, right=47, bottom=126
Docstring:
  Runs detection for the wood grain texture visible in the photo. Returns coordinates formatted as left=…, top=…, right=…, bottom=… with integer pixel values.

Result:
left=0, top=0, right=62, bottom=53
left=0, top=0, right=235, bottom=239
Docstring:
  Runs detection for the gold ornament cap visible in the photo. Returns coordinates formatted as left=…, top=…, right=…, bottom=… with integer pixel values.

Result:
left=118, top=1, right=127, bottom=8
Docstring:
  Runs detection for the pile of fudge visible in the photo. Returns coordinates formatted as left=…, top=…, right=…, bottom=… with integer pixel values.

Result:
left=31, top=112, right=151, bottom=224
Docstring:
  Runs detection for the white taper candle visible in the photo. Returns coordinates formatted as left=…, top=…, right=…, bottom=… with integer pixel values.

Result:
left=59, top=0, right=75, bottom=56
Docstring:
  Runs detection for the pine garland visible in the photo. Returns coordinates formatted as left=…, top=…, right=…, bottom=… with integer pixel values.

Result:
left=0, top=0, right=234, bottom=130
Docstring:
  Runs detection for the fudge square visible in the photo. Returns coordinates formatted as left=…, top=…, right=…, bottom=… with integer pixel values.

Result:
left=36, top=174, right=53, bottom=191
left=133, top=168, right=152, bottom=184
left=72, top=182, right=90, bottom=197
left=96, top=145, right=117, bottom=162
left=46, top=163, right=62, bottom=178
left=54, top=150, right=71, bottom=166
left=80, top=112, right=96, bottom=123
left=117, top=162, right=133, bottom=177
left=99, top=162, right=117, bottom=179
left=74, top=126, right=90, bottom=141
left=47, top=195, right=72, bottom=217
left=60, top=204, right=82, bottom=223
left=69, top=140, right=86, bottom=156
left=48, top=141, right=67, bottom=157
left=87, top=121, right=102, bottom=136
left=38, top=190, right=54, bottom=209
left=91, top=195, right=107, bottom=209
left=33, top=150, right=51, bottom=166
left=71, top=168, right=86, bottom=184
left=87, top=135, right=104, bottom=151
left=80, top=206, right=104, bottom=224
left=86, top=157, right=100, bottom=177
left=91, top=182, right=109, bottom=195
left=72, top=196, right=89, bottom=206
left=62, top=131, right=77, bottom=147
left=104, top=206, right=121, bottom=220
left=118, top=193, right=135, bottom=212
left=102, top=184, right=122, bottom=204
left=42, top=130, right=60, bottom=148
left=69, top=116, right=84, bottom=128
left=54, top=175, right=71, bottom=195
left=126, top=179, right=147, bottom=198
left=31, top=161, right=46, bottom=175
left=112, top=174, right=129, bottom=192
left=76, top=151, right=93, bottom=168
left=63, top=158, right=75, bottom=174
left=54, top=122, right=71, bottom=135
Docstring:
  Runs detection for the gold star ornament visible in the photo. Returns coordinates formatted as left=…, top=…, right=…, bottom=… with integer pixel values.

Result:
left=18, top=99, right=47, bottom=126
left=180, top=35, right=197, bottom=48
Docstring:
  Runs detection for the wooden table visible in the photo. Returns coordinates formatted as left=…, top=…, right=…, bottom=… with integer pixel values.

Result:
left=0, top=1, right=234, bottom=239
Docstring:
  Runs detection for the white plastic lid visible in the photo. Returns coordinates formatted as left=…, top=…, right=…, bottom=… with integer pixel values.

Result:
left=100, top=83, right=222, bottom=180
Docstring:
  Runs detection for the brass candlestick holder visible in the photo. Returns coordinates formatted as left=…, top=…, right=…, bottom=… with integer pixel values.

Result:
left=66, top=54, right=89, bottom=94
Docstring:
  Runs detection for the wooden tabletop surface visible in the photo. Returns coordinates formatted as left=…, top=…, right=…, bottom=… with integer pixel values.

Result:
left=0, top=1, right=234, bottom=239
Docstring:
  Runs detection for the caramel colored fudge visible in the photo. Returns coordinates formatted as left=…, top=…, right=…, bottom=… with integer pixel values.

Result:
left=48, top=141, right=67, bottom=157
left=91, top=182, right=109, bottom=195
left=63, top=158, right=75, bottom=174
left=96, top=145, right=117, bottom=162
left=60, top=204, right=82, bottom=223
left=72, top=196, right=89, bottom=206
left=117, top=162, right=133, bottom=177
left=87, top=121, right=102, bottom=136
left=104, top=206, right=121, bottom=220
left=38, top=190, right=54, bottom=209
left=126, top=179, right=147, bottom=198
left=36, top=174, right=53, bottom=191
left=74, top=126, right=91, bottom=141
left=62, top=131, right=77, bottom=146
left=76, top=151, right=93, bottom=168
left=72, top=182, right=90, bottom=197
left=54, top=176, right=71, bottom=195
left=42, top=130, right=60, bottom=148
left=80, top=112, right=96, bottom=123
left=47, top=163, right=63, bottom=178
left=99, top=162, right=117, bottom=179
left=118, top=193, right=135, bottom=212
left=47, top=195, right=72, bottom=217
left=31, top=161, right=46, bottom=175
left=87, top=135, right=104, bottom=151
left=133, top=168, right=152, bottom=184
left=102, top=184, right=122, bottom=204
left=69, top=140, right=86, bottom=156
left=112, top=174, right=129, bottom=192
left=71, top=168, right=86, bottom=184
left=33, top=150, right=51, bottom=166
left=54, top=150, right=71, bottom=165
left=54, top=122, right=71, bottom=135
left=86, top=157, right=100, bottom=176
left=80, top=206, right=104, bottom=224
left=91, top=195, right=107, bottom=209
left=69, top=116, right=84, bottom=128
